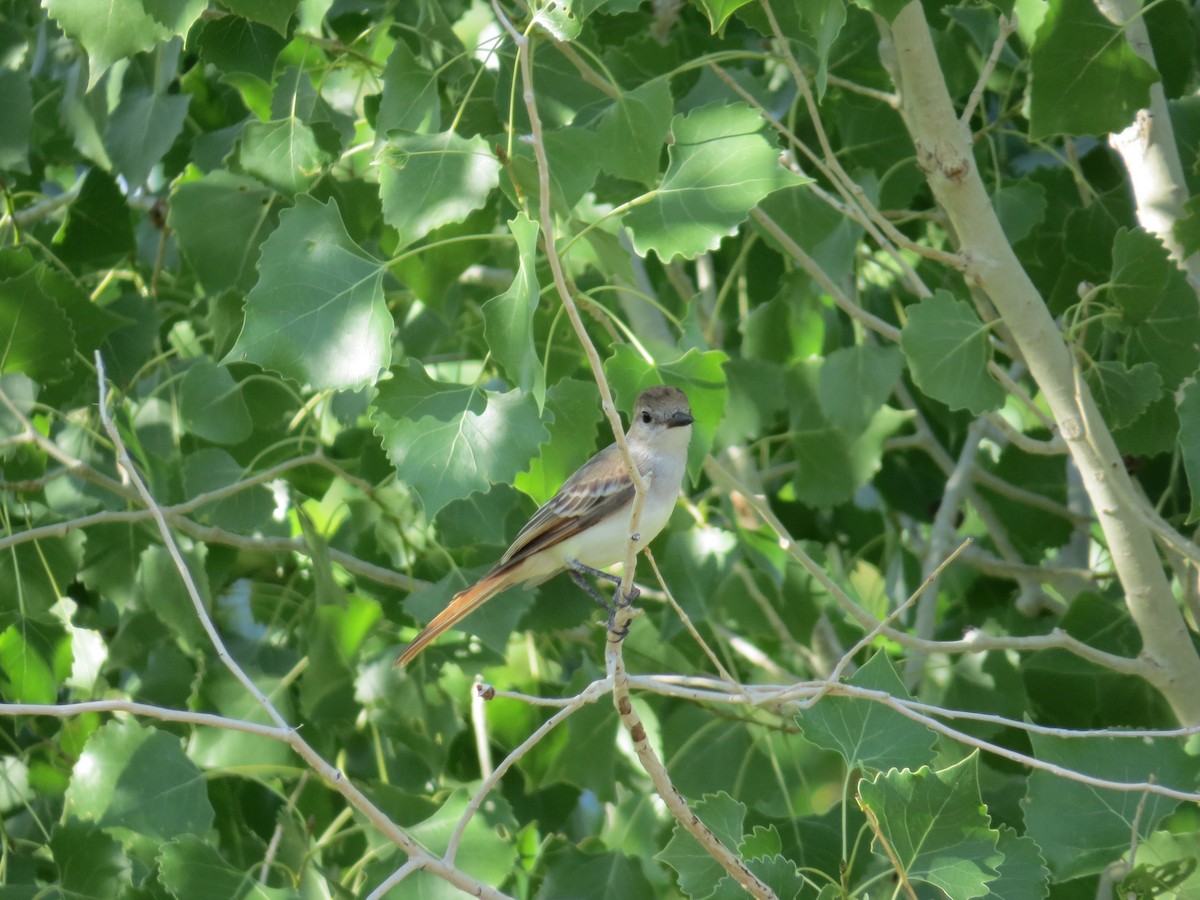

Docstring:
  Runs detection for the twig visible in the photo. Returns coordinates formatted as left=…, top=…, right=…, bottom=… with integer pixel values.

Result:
left=703, top=454, right=1150, bottom=677
left=959, top=14, right=1017, bottom=128
left=445, top=679, right=609, bottom=864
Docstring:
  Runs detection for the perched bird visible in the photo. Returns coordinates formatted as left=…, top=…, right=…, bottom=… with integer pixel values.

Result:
left=395, top=385, right=694, bottom=666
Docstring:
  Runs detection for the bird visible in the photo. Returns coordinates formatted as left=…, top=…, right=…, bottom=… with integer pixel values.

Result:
left=395, top=385, right=694, bottom=666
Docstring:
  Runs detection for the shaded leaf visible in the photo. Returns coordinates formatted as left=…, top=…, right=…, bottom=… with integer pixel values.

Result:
left=798, top=652, right=937, bottom=771
left=103, top=88, right=190, bottom=187
left=65, top=719, right=214, bottom=840
left=900, top=290, right=1005, bottom=414
left=169, top=171, right=281, bottom=294
left=1029, top=0, right=1159, bottom=137
left=1025, top=730, right=1199, bottom=879
left=378, top=131, right=501, bottom=249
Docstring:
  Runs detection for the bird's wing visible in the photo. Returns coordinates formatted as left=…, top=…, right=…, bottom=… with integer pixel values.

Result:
left=496, top=443, right=635, bottom=570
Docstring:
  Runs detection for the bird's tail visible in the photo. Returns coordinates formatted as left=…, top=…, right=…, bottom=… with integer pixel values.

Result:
left=394, top=571, right=511, bottom=667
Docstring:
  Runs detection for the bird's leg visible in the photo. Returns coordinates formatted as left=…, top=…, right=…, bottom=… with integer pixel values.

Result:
left=568, top=566, right=614, bottom=614
left=567, top=561, right=637, bottom=642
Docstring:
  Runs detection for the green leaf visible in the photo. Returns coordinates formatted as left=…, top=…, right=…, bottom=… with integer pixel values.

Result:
left=0, top=69, right=32, bottom=173
left=817, top=345, right=904, bottom=434
left=378, top=131, right=501, bottom=249
left=1179, top=379, right=1200, bottom=523
left=483, top=215, right=545, bottom=409
left=987, top=826, right=1050, bottom=900
left=515, top=378, right=605, bottom=504
left=992, top=181, right=1048, bottom=244
left=1083, top=360, right=1162, bottom=430
left=159, top=834, right=293, bottom=900
left=1029, top=0, right=1160, bottom=138
left=787, top=360, right=911, bottom=507
left=194, top=15, right=286, bottom=81
left=694, top=0, right=756, bottom=31
left=603, top=345, right=728, bottom=479
left=798, top=652, right=937, bottom=771
left=0, top=533, right=85, bottom=629
left=65, top=719, right=214, bottom=840
left=594, top=79, right=673, bottom=187
left=44, top=0, right=173, bottom=89
left=182, top=447, right=275, bottom=534
left=0, top=268, right=76, bottom=383
left=900, top=290, right=1005, bottom=414
left=0, top=626, right=58, bottom=704
left=235, top=117, right=331, bottom=194
left=179, top=359, right=252, bottom=444
left=371, top=360, right=550, bottom=517
left=624, top=103, right=809, bottom=261
left=169, top=171, right=281, bottom=294
left=225, top=194, right=391, bottom=390
left=1108, top=227, right=1200, bottom=390
left=103, top=88, right=190, bottom=187
left=858, top=755, right=1003, bottom=899
left=52, top=169, right=136, bottom=268
left=536, top=844, right=655, bottom=900
left=846, top=0, right=911, bottom=23
left=219, top=0, right=298, bottom=35
left=391, top=788, right=520, bottom=887
left=376, top=37, right=440, bottom=135
left=49, top=821, right=131, bottom=899
left=136, top=543, right=211, bottom=650
left=656, top=792, right=747, bottom=899
left=1024, top=730, right=1199, bottom=879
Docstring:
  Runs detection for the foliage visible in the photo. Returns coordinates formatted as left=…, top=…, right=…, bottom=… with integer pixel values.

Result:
left=2, top=0, right=1200, bottom=897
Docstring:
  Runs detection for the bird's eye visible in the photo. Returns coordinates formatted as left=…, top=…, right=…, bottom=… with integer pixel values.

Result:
left=641, top=411, right=652, bottom=424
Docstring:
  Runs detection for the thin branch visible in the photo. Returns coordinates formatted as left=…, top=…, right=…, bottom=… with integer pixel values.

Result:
left=959, top=14, right=1017, bottom=127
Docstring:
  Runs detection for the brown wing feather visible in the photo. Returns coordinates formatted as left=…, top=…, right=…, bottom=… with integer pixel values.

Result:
left=495, top=443, right=635, bottom=571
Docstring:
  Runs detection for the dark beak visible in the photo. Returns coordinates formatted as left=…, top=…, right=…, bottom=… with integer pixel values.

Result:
left=667, top=411, right=694, bottom=428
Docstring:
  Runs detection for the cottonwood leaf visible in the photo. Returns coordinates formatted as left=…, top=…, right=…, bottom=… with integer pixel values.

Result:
left=103, top=89, right=190, bottom=187
left=536, top=844, right=655, bottom=900
left=1108, top=227, right=1200, bottom=390
left=370, top=360, right=549, bottom=517
left=235, top=117, right=331, bottom=194
left=798, top=652, right=937, bottom=771
left=1083, top=360, right=1162, bottom=429
left=159, top=834, right=292, bottom=900
left=49, top=821, right=131, bottom=900
left=376, top=38, right=440, bottom=135
left=0, top=268, right=76, bottom=383
left=595, top=79, right=672, bottom=186
left=194, top=15, right=286, bottom=81
left=987, top=827, right=1050, bottom=900
left=0, top=69, right=32, bottom=172
left=378, top=131, right=501, bottom=249
left=624, top=103, right=809, bottom=261
left=858, top=755, right=1002, bottom=899
left=656, top=792, right=747, bottom=899
left=44, top=0, right=173, bottom=89
left=1024, top=730, right=1199, bottom=880
left=1029, top=0, right=1159, bottom=137
left=225, top=195, right=390, bottom=390
left=515, top=378, right=605, bottom=505
left=65, top=720, right=213, bottom=841
left=220, top=0, right=298, bottom=35
left=900, top=290, right=1005, bottom=414
left=179, top=359, right=252, bottom=444
left=169, top=171, right=281, bottom=294
left=483, top=214, right=545, bottom=409
left=1179, top=379, right=1200, bottom=523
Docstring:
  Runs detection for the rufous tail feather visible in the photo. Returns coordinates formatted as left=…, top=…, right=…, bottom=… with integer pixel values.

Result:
left=394, top=572, right=509, bottom=667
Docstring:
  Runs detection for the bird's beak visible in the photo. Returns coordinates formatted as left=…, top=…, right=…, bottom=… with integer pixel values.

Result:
left=667, top=411, right=694, bottom=428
